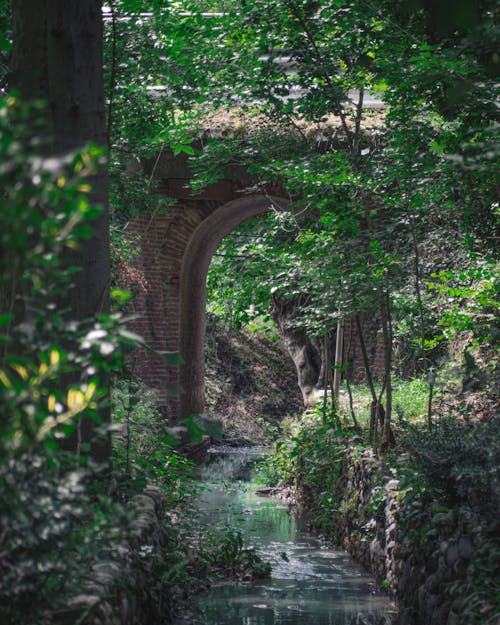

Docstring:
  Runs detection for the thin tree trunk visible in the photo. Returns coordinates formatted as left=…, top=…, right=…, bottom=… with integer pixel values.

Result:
left=346, top=378, right=360, bottom=431
left=354, top=313, right=376, bottom=402
left=322, top=331, right=330, bottom=423
left=427, top=368, right=436, bottom=431
left=355, top=313, right=379, bottom=440
left=333, top=317, right=344, bottom=409
left=407, top=213, right=427, bottom=373
left=380, top=289, right=394, bottom=451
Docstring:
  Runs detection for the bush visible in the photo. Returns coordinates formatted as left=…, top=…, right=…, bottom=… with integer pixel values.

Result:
left=402, top=417, right=500, bottom=513
left=454, top=531, right=500, bottom=625
left=0, top=454, right=129, bottom=625
left=261, top=411, right=349, bottom=531
left=112, top=379, right=197, bottom=504
left=0, top=94, right=132, bottom=625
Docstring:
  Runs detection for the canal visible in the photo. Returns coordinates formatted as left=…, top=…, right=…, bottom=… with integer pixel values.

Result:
left=188, top=447, right=395, bottom=625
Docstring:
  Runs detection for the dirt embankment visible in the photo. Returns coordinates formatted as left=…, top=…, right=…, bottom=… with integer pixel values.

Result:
left=204, top=315, right=302, bottom=444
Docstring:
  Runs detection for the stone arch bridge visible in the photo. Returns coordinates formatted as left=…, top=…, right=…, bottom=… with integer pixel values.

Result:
left=125, top=149, right=384, bottom=422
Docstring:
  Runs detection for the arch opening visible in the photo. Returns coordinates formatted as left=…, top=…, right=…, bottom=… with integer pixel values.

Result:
left=179, top=194, right=289, bottom=420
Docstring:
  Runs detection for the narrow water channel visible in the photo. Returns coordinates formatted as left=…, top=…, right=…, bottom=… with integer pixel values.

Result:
left=193, top=447, right=395, bottom=625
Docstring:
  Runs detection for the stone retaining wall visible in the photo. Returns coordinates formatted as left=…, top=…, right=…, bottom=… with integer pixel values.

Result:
left=55, top=485, right=169, bottom=625
left=332, top=448, right=488, bottom=625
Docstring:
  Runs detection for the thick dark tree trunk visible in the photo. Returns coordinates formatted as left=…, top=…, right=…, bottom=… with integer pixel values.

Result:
left=11, top=0, right=48, bottom=100
left=11, top=0, right=110, bottom=462
left=46, top=1, right=110, bottom=323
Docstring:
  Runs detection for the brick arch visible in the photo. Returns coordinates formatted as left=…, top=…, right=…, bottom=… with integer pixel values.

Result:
left=179, top=194, right=289, bottom=420
left=127, top=149, right=386, bottom=423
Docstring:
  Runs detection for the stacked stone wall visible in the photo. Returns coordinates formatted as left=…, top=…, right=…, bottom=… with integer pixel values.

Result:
left=55, top=486, right=168, bottom=625
left=331, top=448, right=489, bottom=625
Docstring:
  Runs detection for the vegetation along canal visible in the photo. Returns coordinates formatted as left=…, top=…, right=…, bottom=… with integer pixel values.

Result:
left=191, top=447, right=395, bottom=625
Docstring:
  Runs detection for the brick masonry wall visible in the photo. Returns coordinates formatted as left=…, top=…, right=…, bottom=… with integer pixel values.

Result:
left=124, top=157, right=388, bottom=423
left=125, top=203, right=208, bottom=419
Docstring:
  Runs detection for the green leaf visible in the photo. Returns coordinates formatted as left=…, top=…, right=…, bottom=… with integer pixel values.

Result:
left=0, top=313, right=13, bottom=327
left=181, top=415, right=206, bottom=443
left=193, top=414, right=223, bottom=441
left=111, top=288, right=132, bottom=304
left=0, top=34, right=11, bottom=52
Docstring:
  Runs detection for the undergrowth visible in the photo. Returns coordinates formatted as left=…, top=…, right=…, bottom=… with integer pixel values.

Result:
left=338, top=377, right=429, bottom=427
left=110, top=380, right=272, bottom=622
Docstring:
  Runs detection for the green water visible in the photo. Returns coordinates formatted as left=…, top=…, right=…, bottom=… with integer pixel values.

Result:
left=195, top=448, right=395, bottom=625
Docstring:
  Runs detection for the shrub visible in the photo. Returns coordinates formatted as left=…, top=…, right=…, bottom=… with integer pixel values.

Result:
left=261, top=411, right=349, bottom=532
left=402, top=417, right=500, bottom=513
left=111, top=379, right=197, bottom=504
left=0, top=454, right=129, bottom=625
left=0, top=94, right=131, bottom=625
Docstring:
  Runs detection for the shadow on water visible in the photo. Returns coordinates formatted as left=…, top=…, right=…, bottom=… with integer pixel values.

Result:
left=194, top=447, right=396, bottom=625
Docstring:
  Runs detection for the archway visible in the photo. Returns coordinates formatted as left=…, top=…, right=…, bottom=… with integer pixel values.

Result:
left=179, top=194, right=289, bottom=420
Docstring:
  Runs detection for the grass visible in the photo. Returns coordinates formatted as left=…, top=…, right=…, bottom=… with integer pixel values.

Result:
left=338, top=377, right=430, bottom=428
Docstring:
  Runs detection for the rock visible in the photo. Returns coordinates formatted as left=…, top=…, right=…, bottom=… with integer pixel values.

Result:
left=66, top=593, right=100, bottom=610
left=370, top=538, right=385, bottom=561
left=447, top=609, right=459, bottom=625
left=386, top=479, right=400, bottom=491
left=457, top=535, right=473, bottom=560
left=120, top=597, right=130, bottom=624
left=143, top=485, right=163, bottom=508
left=386, top=540, right=396, bottom=553
left=432, top=510, right=454, bottom=527
left=446, top=544, right=459, bottom=568
left=91, top=561, right=123, bottom=587
left=386, top=522, right=397, bottom=537
left=424, top=573, right=441, bottom=592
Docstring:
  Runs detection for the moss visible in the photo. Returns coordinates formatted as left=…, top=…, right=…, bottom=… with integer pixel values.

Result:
left=339, top=490, right=360, bottom=516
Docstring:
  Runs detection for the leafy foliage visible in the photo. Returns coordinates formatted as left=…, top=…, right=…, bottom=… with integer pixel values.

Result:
left=0, top=95, right=135, bottom=625
left=454, top=532, right=500, bottom=625
left=263, top=410, right=350, bottom=531
left=112, top=379, right=197, bottom=504
left=2, top=0, right=499, bottom=620
left=402, top=417, right=500, bottom=512
left=0, top=454, right=128, bottom=625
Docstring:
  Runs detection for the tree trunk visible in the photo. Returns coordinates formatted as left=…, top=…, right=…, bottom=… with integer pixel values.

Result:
left=380, top=289, right=394, bottom=451
left=271, top=295, right=321, bottom=407
left=11, top=0, right=110, bottom=463
left=333, top=318, right=344, bottom=408
left=279, top=327, right=322, bottom=407
left=11, top=0, right=48, bottom=100
left=47, top=1, right=110, bottom=323
left=355, top=313, right=378, bottom=441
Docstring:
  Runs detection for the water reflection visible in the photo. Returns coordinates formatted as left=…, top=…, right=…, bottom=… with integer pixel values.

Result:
left=196, top=449, right=394, bottom=625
